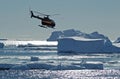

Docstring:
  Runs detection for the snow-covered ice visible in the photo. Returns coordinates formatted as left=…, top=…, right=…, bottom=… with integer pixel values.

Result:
left=114, top=37, right=120, bottom=43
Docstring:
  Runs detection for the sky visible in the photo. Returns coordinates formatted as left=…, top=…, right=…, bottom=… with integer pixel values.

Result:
left=0, top=0, right=120, bottom=40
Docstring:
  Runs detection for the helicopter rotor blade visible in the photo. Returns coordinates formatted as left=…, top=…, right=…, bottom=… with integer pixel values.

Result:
left=50, top=14, right=60, bottom=16
left=33, top=11, right=50, bottom=16
left=33, top=11, right=59, bottom=17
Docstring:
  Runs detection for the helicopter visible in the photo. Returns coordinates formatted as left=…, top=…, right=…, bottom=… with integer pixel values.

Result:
left=30, top=10, right=57, bottom=29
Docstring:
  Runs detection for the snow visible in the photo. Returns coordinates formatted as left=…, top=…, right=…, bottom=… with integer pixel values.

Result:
left=47, top=29, right=84, bottom=41
left=0, top=40, right=57, bottom=46
left=113, top=43, right=120, bottom=47
left=0, top=40, right=57, bottom=51
left=114, top=37, right=120, bottom=43
left=47, top=29, right=111, bottom=44
left=63, top=36, right=103, bottom=41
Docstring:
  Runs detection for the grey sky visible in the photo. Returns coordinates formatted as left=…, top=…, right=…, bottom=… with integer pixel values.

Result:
left=0, top=0, right=120, bottom=40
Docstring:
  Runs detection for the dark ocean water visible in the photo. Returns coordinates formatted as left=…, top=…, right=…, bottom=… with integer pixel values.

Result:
left=0, top=70, right=120, bottom=79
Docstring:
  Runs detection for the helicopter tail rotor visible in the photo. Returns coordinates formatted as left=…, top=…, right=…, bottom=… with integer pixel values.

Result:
left=28, top=5, right=34, bottom=18
left=30, top=11, right=34, bottom=18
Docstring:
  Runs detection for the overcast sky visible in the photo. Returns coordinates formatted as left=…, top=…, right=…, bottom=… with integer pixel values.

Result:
left=0, top=0, right=120, bottom=40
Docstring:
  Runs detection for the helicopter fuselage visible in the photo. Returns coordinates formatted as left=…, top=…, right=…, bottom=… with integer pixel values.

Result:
left=30, top=11, right=55, bottom=28
left=42, top=18, right=55, bottom=27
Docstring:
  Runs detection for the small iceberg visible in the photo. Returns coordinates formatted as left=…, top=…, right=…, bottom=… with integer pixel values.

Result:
left=0, top=42, right=4, bottom=48
left=30, top=56, right=39, bottom=61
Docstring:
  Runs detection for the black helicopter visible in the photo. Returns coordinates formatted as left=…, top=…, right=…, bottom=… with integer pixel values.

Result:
left=30, top=10, right=56, bottom=29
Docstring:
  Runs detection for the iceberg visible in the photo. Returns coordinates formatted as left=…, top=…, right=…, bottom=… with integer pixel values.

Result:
left=54, top=29, right=120, bottom=53
left=0, top=42, right=4, bottom=48
left=30, top=56, right=39, bottom=61
left=47, top=29, right=112, bottom=50
left=58, top=37, right=105, bottom=53
left=47, top=29, right=83, bottom=41
left=58, top=37, right=120, bottom=53
left=47, top=31, right=63, bottom=41
left=47, top=29, right=111, bottom=45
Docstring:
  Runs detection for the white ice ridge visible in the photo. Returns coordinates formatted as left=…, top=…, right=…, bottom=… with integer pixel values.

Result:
left=0, top=40, right=57, bottom=46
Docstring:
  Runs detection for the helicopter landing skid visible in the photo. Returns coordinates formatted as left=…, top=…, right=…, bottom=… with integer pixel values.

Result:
left=38, top=25, right=55, bottom=29
left=38, top=25, right=47, bottom=28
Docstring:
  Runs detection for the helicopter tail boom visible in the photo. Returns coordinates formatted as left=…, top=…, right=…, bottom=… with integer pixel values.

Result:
left=30, top=10, right=43, bottom=20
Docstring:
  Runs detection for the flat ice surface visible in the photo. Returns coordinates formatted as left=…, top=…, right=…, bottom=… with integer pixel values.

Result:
left=0, top=40, right=58, bottom=46
left=61, top=37, right=103, bottom=41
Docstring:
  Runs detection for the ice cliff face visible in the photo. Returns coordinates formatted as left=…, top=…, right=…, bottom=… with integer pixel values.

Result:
left=58, top=37, right=105, bottom=53
left=57, top=37, right=120, bottom=53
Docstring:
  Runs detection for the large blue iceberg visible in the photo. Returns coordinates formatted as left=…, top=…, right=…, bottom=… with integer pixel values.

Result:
left=58, top=37, right=120, bottom=53
left=48, top=29, right=120, bottom=53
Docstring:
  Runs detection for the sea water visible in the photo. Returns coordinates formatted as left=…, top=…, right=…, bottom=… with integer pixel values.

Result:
left=0, top=40, right=120, bottom=79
